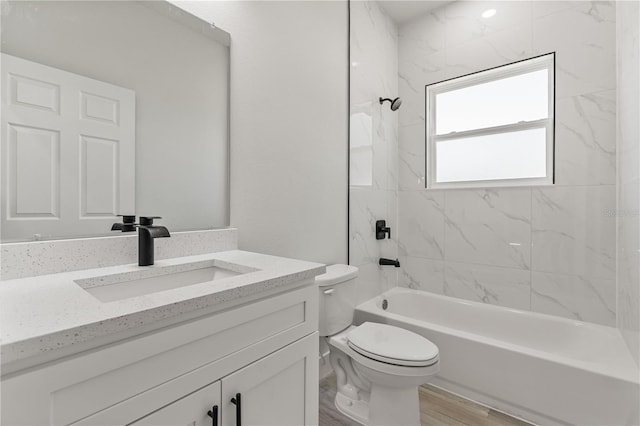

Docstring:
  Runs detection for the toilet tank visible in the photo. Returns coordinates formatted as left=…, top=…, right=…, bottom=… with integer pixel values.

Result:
left=316, top=264, right=358, bottom=337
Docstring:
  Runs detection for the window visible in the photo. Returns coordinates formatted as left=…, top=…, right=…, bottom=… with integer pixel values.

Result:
left=425, top=53, right=555, bottom=189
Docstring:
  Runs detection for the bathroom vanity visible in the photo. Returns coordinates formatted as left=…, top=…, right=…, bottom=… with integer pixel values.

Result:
left=1, top=1, right=327, bottom=424
left=0, top=250, right=324, bottom=425
left=1, top=1, right=326, bottom=424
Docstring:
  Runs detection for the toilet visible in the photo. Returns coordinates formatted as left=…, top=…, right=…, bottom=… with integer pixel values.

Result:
left=317, top=264, right=440, bottom=426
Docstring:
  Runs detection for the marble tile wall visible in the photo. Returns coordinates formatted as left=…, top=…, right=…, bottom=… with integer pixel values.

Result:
left=616, top=0, right=640, bottom=365
left=350, top=0, right=399, bottom=303
left=397, top=1, right=618, bottom=326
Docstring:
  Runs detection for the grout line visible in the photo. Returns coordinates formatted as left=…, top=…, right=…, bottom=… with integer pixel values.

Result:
left=530, top=187, right=533, bottom=311
left=443, top=189, right=448, bottom=288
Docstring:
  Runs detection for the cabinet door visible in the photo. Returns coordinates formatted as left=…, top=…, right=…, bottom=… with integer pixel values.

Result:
left=221, top=333, right=318, bottom=426
left=130, top=381, right=221, bottom=426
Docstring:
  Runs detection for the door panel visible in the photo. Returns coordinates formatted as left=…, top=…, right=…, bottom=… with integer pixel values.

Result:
left=8, top=123, right=60, bottom=216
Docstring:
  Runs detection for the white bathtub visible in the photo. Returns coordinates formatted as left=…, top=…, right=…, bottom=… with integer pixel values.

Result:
left=355, top=287, right=640, bottom=425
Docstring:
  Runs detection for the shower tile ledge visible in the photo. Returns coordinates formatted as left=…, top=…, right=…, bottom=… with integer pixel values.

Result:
left=0, top=250, right=325, bottom=373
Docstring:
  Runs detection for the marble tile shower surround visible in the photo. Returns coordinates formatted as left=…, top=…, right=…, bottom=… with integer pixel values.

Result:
left=350, top=0, right=399, bottom=303
left=1, top=228, right=238, bottom=281
left=395, top=1, right=619, bottom=326
left=616, top=0, right=640, bottom=365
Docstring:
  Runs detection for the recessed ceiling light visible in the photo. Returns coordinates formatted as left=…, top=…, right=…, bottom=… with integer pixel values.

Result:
left=481, top=9, right=497, bottom=18
left=351, top=61, right=359, bottom=67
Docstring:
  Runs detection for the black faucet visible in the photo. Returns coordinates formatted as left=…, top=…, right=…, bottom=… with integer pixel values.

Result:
left=379, top=258, right=400, bottom=267
left=137, top=216, right=170, bottom=266
left=111, top=215, right=170, bottom=266
left=111, top=215, right=137, bottom=232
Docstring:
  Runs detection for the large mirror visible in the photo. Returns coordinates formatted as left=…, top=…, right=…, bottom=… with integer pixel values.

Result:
left=1, top=1, right=230, bottom=242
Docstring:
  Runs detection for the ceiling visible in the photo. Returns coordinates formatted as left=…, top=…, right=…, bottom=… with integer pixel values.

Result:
left=377, top=0, right=452, bottom=24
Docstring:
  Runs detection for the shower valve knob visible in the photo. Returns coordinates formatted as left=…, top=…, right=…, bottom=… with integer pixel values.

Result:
left=376, top=220, right=391, bottom=240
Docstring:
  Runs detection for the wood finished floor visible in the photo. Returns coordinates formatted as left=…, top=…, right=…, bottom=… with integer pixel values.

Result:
left=319, top=374, right=533, bottom=426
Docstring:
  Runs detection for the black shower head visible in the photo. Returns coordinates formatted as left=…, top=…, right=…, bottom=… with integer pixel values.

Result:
left=379, top=97, right=402, bottom=111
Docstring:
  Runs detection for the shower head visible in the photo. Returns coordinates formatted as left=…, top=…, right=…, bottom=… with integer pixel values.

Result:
left=379, top=97, right=402, bottom=111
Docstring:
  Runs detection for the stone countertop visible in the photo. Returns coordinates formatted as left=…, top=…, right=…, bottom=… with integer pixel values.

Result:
left=0, top=250, right=325, bottom=371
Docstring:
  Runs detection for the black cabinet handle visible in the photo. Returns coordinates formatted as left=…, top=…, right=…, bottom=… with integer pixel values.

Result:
left=207, top=405, right=218, bottom=426
left=230, top=393, right=241, bottom=426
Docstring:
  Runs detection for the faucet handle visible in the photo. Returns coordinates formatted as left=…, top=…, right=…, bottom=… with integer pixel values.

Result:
left=375, top=220, right=391, bottom=240
left=140, top=216, right=162, bottom=226
left=112, top=214, right=137, bottom=232
left=117, top=214, right=136, bottom=224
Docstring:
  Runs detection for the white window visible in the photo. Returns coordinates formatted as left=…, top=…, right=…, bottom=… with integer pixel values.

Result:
left=425, top=53, right=555, bottom=189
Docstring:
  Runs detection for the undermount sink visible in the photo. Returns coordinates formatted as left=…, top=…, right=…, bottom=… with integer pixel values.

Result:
left=75, top=260, right=250, bottom=303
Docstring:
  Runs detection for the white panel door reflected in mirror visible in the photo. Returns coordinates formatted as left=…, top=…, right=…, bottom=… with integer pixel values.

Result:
left=1, top=54, right=135, bottom=241
left=0, top=0, right=230, bottom=242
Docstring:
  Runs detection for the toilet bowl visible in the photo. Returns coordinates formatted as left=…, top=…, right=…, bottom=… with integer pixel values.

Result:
left=317, top=265, right=440, bottom=426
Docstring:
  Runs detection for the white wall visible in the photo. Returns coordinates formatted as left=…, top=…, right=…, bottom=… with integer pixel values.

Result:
left=616, top=0, right=640, bottom=366
left=396, top=1, right=618, bottom=326
left=174, top=1, right=349, bottom=265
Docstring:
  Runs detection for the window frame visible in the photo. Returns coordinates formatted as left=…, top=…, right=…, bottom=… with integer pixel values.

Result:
left=425, top=52, right=555, bottom=190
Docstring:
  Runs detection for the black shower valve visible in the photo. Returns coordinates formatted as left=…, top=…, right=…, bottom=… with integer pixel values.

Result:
left=376, top=220, right=391, bottom=240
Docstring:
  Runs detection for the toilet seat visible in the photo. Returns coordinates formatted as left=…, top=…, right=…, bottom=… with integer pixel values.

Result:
left=330, top=325, right=440, bottom=379
left=347, top=322, right=439, bottom=367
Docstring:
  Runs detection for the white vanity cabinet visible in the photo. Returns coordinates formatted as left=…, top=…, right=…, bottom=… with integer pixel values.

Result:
left=219, top=334, right=316, bottom=426
left=1, top=284, right=319, bottom=426
left=129, top=381, right=222, bottom=426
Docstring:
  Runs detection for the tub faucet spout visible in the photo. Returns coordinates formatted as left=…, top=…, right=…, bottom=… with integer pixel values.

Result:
left=379, top=258, right=400, bottom=267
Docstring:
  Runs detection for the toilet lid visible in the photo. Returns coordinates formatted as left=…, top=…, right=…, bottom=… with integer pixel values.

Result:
left=315, top=264, right=358, bottom=287
left=347, top=322, right=439, bottom=367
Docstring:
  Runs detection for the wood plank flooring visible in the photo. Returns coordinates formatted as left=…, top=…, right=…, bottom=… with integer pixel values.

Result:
left=319, top=374, right=533, bottom=426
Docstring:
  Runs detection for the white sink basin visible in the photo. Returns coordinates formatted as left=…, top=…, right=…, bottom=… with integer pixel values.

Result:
left=75, top=260, right=249, bottom=303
